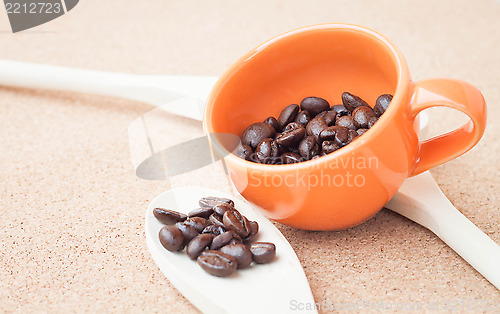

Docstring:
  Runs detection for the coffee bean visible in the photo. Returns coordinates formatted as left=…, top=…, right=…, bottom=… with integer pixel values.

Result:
left=368, top=116, right=378, bottom=128
left=183, top=217, right=211, bottom=233
left=236, top=144, right=253, bottom=161
left=239, top=92, right=389, bottom=165
left=320, top=126, right=349, bottom=145
left=159, top=225, right=184, bottom=252
left=357, top=128, right=369, bottom=135
left=158, top=195, right=276, bottom=278
left=250, top=242, right=276, bottom=264
left=281, top=152, right=303, bottom=164
left=294, top=110, right=311, bottom=126
left=290, top=146, right=301, bottom=154
left=374, top=94, right=393, bottom=117
left=298, top=136, right=320, bottom=160
left=229, top=237, right=243, bottom=245
left=241, top=122, right=276, bottom=149
left=153, top=208, right=187, bottom=225
left=335, top=115, right=357, bottom=130
left=210, top=231, right=241, bottom=250
left=213, top=203, right=236, bottom=217
left=276, top=140, right=292, bottom=155
left=277, top=104, right=300, bottom=128
left=306, top=116, right=328, bottom=142
left=335, top=127, right=350, bottom=145
left=175, top=222, right=199, bottom=246
left=300, top=97, right=330, bottom=116
left=255, top=138, right=279, bottom=164
left=352, top=106, right=376, bottom=129
left=264, top=116, right=281, bottom=132
left=223, top=210, right=251, bottom=238
left=202, top=225, right=226, bottom=236
left=209, top=214, right=226, bottom=228
left=283, top=122, right=304, bottom=132
left=187, top=233, right=214, bottom=260
left=199, top=196, right=235, bottom=209
left=347, top=129, right=358, bottom=143
left=276, top=122, right=306, bottom=147
left=330, top=104, right=350, bottom=117
left=319, top=126, right=339, bottom=141
left=341, top=92, right=369, bottom=112
left=243, top=221, right=259, bottom=242
left=197, top=251, right=238, bottom=277
left=322, top=141, right=341, bottom=154
left=316, top=110, right=337, bottom=126
left=220, top=244, right=253, bottom=269
left=188, top=207, right=214, bottom=219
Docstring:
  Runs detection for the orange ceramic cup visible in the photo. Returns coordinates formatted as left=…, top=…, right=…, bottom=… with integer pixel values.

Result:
left=203, top=24, right=486, bottom=231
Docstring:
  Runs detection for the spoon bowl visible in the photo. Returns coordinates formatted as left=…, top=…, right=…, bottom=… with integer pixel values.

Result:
left=145, top=186, right=317, bottom=313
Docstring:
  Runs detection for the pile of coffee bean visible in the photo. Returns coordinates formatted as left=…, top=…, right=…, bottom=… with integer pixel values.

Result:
left=154, top=196, right=276, bottom=277
left=237, top=92, right=393, bottom=164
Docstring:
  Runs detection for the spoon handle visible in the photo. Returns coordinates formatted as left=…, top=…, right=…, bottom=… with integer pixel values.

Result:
left=386, top=171, right=500, bottom=290
left=0, top=59, right=216, bottom=120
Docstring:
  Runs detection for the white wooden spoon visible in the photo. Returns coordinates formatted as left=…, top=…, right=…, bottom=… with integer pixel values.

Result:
left=145, top=186, right=317, bottom=314
left=0, top=59, right=215, bottom=120
left=0, top=60, right=316, bottom=311
left=385, top=171, right=500, bottom=290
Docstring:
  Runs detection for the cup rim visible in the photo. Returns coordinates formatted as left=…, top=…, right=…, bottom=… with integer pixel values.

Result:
left=203, top=23, right=410, bottom=172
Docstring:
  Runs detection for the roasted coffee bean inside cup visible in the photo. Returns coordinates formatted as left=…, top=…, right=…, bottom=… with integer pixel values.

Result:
left=237, top=92, right=393, bottom=164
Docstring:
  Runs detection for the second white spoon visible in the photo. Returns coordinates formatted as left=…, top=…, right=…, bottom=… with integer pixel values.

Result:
left=385, top=171, right=500, bottom=290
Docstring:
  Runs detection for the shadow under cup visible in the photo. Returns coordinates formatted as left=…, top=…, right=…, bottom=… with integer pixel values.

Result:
left=205, top=25, right=417, bottom=231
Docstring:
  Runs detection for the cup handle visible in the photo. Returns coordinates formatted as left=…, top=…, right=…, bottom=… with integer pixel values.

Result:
left=409, top=78, right=487, bottom=176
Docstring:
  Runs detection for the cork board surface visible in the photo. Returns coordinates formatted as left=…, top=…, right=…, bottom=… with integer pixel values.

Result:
left=0, top=0, right=499, bottom=312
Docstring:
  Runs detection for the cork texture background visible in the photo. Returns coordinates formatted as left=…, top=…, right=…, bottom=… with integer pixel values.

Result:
left=0, top=0, right=499, bottom=312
